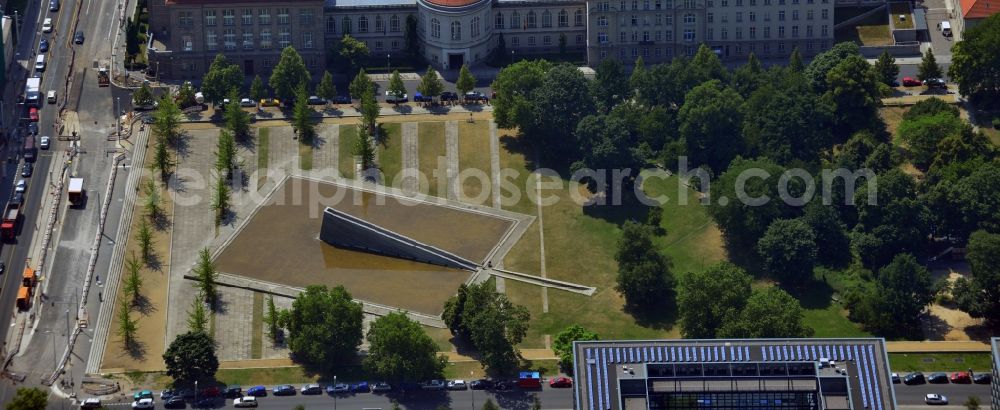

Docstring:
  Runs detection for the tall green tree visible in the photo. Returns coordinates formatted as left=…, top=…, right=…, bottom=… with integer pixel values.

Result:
left=215, top=129, right=237, bottom=178
left=456, top=64, right=476, bottom=96
left=123, top=253, right=144, bottom=306
left=949, top=13, right=1000, bottom=102
left=132, top=82, right=154, bottom=107
left=804, top=41, right=860, bottom=92
left=5, top=387, right=48, bottom=410
left=918, top=48, right=943, bottom=80
left=387, top=70, right=406, bottom=104
left=553, top=325, right=599, bottom=367
left=802, top=202, right=852, bottom=268
left=193, top=248, right=218, bottom=305
left=629, top=56, right=647, bottom=93
left=441, top=281, right=529, bottom=373
left=249, top=75, right=267, bottom=101
left=364, top=312, right=447, bottom=383
left=316, top=70, right=337, bottom=103
left=359, top=87, right=381, bottom=136
left=789, top=47, right=805, bottom=72
left=187, top=296, right=208, bottom=333
left=441, top=284, right=468, bottom=336
left=286, top=285, right=364, bottom=371
left=873, top=49, right=900, bottom=86
left=136, top=219, right=153, bottom=263
left=823, top=54, right=882, bottom=138
left=757, top=219, right=818, bottom=285
left=730, top=53, right=765, bottom=98
left=338, top=34, right=370, bottom=72
left=117, top=298, right=137, bottom=344
left=853, top=169, right=931, bottom=268
left=151, top=135, right=173, bottom=182
left=416, top=66, right=444, bottom=100
left=707, top=158, right=801, bottom=251
left=845, top=253, right=934, bottom=336
left=689, top=44, right=729, bottom=84
left=679, top=80, right=744, bottom=173
left=717, top=287, right=814, bottom=338
left=292, top=83, right=315, bottom=141
left=897, top=111, right=964, bottom=169
left=153, top=92, right=183, bottom=145
left=211, top=174, right=230, bottom=224
left=352, top=124, right=377, bottom=170
left=143, top=179, right=162, bottom=221
left=223, top=91, right=252, bottom=140
left=201, top=54, right=244, bottom=105
left=591, top=58, right=629, bottom=111
left=491, top=60, right=552, bottom=129
left=677, top=262, right=752, bottom=338
left=529, top=64, right=595, bottom=163
left=349, top=68, right=374, bottom=101
left=481, top=399, right=500, bottom=410
left=124, top=18, right=140, bottom=59
left=163, top=331, right=219, bottom=384
left=572, top=113, right=644, bottom=187
left=614, top=221, right=674, bottom=311
left=741, top=82, right=834, bottom=164
left=269, top=46, right=311, bottom=102
left=263, top=295, right=281, bottom=341
left=955, top=230, right=1000, bottom=327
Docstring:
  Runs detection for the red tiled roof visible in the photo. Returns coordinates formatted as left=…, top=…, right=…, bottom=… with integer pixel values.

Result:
left=961, top=0, right=998, bottom=19
left=424, top=0, right=480, bottom=6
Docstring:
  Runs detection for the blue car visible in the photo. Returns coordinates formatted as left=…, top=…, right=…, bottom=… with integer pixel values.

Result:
left=246, top=385, right=267, bottom=396
left=39, top=39, right=49, bottom=52
left=351, top=382, right=370, bottom=393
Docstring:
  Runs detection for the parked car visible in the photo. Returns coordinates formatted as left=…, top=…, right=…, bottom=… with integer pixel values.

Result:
left=15, top=179, right=26, bottom=194
left=0, top=262, right=6, bottom=274
left=223, top=385, right=242, bottom=398
left=178, top=388, right=196, bottom=399
left=927, top=372, right=949, bottom=384
left=549, top=376, right=573, bottom=388
left=902, top=372, right=925, bottom=385
left=81, top=398, right=102, bottom=409
left=351, top=382, right=370, bottom=393
left=49, top=0, right=59, bottom=11
left=164, top=397, right=186, bottom=409
left=413, top=92, right=433, bottom=102
left=440, top=92, right=458, bottom=102
left=371, top=382, right=392, bottom=392
left=131, top=398, right=154, bottom=409
left=200, top=386, right=220, bottom=397
left=73, top=31, right=85, bottom=44
left=40, top=136, right=50, bottom=150
left=949, top=371, right=971, bottom=383
left=260, top=98, right=281, bottom=107
left=272, top=385, right=296, bottom=396
left=193, top=397, right=216, bottom=408
left=29, top=107, right=39, bottom=122
left=326, top=383, right=350, bottom=394
left=307, top=96, right=326, bottom=105
left=924, top=393, right=948, bottom=405
left=469, top=379, right=492, bottom=390
left=973, top=373, right=991, bottom=384
left=22, top=162, right=33, bottom=178
left=42, top=18, right=53, bottom=33
left=245, top=386, right=267, bottom=397
left=332, top=95, right=352, bottom=104
left=924, top=78, right=947, bottom=88
left=385, top=91, right=408, bottom=104
left=902, top=77, right=922, bottom=87
left=233, top=396, right=258, bottom=408
left=39, top=39, right=49, bottom=52
left=239, top=98, right=256, bottom=107
left=890, top=373, right=900, bottom=384
left=133, top=390, right=154, bottom=401
left=300, top=384, right=322, bottom=395
left=464, top=91, right=488, bottom=102
left=422, top=380, right=446, bottom=390
left=447, top=380, right=468, bottom=390
left=27, top=123, right=38, bottom=135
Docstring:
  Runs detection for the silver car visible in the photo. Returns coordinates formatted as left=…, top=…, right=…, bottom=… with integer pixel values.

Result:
left=924, top=394, right=948, bottom=405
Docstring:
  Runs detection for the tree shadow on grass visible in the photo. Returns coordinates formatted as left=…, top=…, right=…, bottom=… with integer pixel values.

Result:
left=625, top=297, right=678, bottom=331
left=498, top=134, right=541, bottom=172
left=132, top=293, right=157, bottom=316
left=782, top=277, right=835, bottom=310
left=125, top=338, right=147, bottom=360
left=151, top=212, right=172, bottom=231
left=144, top=252, right=163, bottom=273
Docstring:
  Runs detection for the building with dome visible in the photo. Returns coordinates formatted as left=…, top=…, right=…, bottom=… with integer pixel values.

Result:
left=149, top=0, right=834, bottom=79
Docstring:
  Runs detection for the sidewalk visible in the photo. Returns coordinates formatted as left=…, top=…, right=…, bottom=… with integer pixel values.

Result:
left=180, top=102, right=494, bottom=124
left=213, top=348, right=559, bottom=369
left=885, top=341, right=991, bottom=353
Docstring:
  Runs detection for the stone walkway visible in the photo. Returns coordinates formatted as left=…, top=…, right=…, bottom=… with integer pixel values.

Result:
left=312, top=123, right=339, bottom=172
left=445, top=121, right=459, bottom=201
left=215, top=287, right=256, bottom=361
left=401, top=122, right=419, bottom=194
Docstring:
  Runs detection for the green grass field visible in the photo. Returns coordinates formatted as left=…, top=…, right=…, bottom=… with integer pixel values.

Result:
left=338, top=125, right=359, bottom=179
left=251, top=293, right=264, bottom=359
left=257, top=128, right=270, bottom=190
left=377, top=123, right=403, bottom=187
left=417, top=121, right=447, bottom=198
left=888, top=353, right=992, bottom=372
left=457, top=121, right=493, bottom=207
left=298, top=144, right=313, bottom=171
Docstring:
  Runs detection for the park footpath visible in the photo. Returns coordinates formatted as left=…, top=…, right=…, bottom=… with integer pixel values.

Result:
left=180, top=101, right=494, bottom=124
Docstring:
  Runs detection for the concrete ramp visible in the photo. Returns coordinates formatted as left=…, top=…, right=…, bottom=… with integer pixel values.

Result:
left=320, top=207, right=480, bottom=271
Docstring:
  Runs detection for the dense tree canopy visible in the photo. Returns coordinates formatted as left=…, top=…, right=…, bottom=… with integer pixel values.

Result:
left=717, top=287, right=814, bottom=338
left=852, top=169, right=931, bottom=268
left=707, top=157, right=802, bottom=251
left=591, top=58, right=629, bottom=112
left=163, top=331, right=219, bottom=384
left=286, top=285, right=363, bottom=371
left=845, top=254, right=934, bottom=336
left=491, top=60, right=552, bottom=129
left=679, top=81, right=744, bottom=173
left=949, top=13, right=1000, bottom=102
left=364, top=312, right=446, bottom=383
left=897, top=111, right=964, bottom=169
left=553, top=325, right=599, bottom=367
left=201, top=54, right=243, bottom=105
left=6, top=388, right=47, bottom=410
left=955, top=230, right=1000, bottom=328
left=529, top=64, right=595, bottom=162
left=804, top=42, right=860, bottom=92
left=742, top=82, right=833, bottom=164
left=442, top=282, right=529, bottom=373
left=614, top=221, right=675, bottom=311
left=677, top=262, right=752, bottom=338
left=757, top=218, right=818, bottom=284
left=823, top=54, right=882, bottom=139
left=269, top=46, right=311, bottom=102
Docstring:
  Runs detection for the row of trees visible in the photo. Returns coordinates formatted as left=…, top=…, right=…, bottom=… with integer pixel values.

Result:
left=442, top=282, right=530, bottom=374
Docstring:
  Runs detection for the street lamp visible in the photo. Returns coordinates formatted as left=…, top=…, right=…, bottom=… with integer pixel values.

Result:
left=470, top=371, right=475, bottom=410
left=387, top=54, right=391, bottom=72
left=333, top=375, right=337, bottom=410
left=194, top=380, right=198, bottom=405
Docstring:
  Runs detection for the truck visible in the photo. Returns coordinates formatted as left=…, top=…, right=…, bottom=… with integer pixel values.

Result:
left=68, top=178, right=84, bottom=205
left=16, top=266, right=36, bottom=310
left=1, top=199, right=20, bottom=239
left=25, top=77, right=41, bottom=106
left=97, top=67, right=109, bottom=87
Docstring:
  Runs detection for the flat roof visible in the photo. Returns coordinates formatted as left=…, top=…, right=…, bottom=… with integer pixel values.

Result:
left=574, top=338, right=896, bottom=410
left=326, top=0, right=416, bottom=8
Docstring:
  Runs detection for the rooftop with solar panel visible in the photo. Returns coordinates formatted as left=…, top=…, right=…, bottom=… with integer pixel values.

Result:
left=572, top=338, right=897, bottom=410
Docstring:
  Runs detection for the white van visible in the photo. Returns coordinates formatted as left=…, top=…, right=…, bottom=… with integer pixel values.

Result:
left=34, top=55, right=46, bottom=71
left=46, top=90, right=56, bottom=104
left=939, top=21, right=952, bottom=37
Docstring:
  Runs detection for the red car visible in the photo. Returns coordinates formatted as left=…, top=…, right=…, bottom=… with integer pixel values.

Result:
left=28, top=107, right=39, bottom=122
left=950, top=372, right=971, bottom=383
left=902, top=77, right=922, bottom=87
left=549, top=376, right=573, bottom=388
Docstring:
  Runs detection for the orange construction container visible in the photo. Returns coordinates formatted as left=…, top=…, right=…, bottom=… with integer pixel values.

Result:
left=22, top=267, right=36, bottom=287
left=16, top=286, right=30, bottom=309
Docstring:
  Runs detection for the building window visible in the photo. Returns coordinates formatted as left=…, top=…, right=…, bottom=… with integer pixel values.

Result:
left=706, top=28, right=712, bottom=39
left=632, top=47, right=638, bottom=57
left=206, top=30, right=217, bottom=50
left=684, top=13, right=695, bottom=23
left=778, top=25, right=785, bottom=38
left=342, top=17, right=352, bottom=34
left=558, top=10, right=568, bottom=27
left=178, top=11, right=193, bottom=27
left=303, top=32, right=313, bottom=49
left=326, top=16, right=336, bottom=34
left=223, top=29, right=236, bottom=49
left=359, top=16, right=368, bottom=33
left=598, top=32, right=608, bottom=43
left=778, top=41, right=785, bottom=52
left=576, top=33, right=584, bottom=43
left=222, top=9, right=234, bottom=26
left=807, top=42, right=814, bottom=50
left=375, top=15, right=384, bottom=33
left=182, top=34, right=193, bottom=51
left=277, top=8, right=289, bottom=25
left=511, top=12, right=521, bottom=29
left=821, top=24, right=828, bottom=36
left=736, top=12, right=742, bottom=22
left=792, top=10, right=799, bottom=20
left=822, top=9, right=829, bottom=19
left=655, top=47, right=661, bottom=57
left=656, top=0, right=662, bottom=8
left=749, top=11, right=755, bottom=21
left=575, top=10, right=584, bottom=26
left=598, top=15, right=608, bottom=26
left=707, top=13, right=713, bottom=23
left=528, top=36, right=535, bottom=46
left=792, top=25, right=799, bottom=37
left=263, top=58, right=274, bottom=70
left=631, top=15, right=638, bottom=25
left=644, top=0, right=651, bottom=9
left=496, top=13, right=504, bottom=29
left=620, top=31, right=627, bottom=42
left=242, top=9, right=253, bottom=25
left=391, top=15, right=400, bottom=32
left=527, top=11, right=536, bottom=28
left=512, top=36, right=520, bottom=46
left=684, top=29, right=694, bottom=41
left=807, top=10, right=814, bottom=20
left=258, top=9, right=270, bottom=25
left=471, top=17, right=480, bottom=37
left=619, top=48, right=626, bottom=59
left=632, top=0, right=639, bottom=9
left=542, top=10, right=552, bottom=27
left=451, top=21, right=461, bottom=40
left=655, top=30, right=662, bottom=40
left=779, top=11, right=785, bottom=21
left=721, top=0, right=728, bottom=6
left=392, top=40, right=399, bottom=49
left=300, top=9, right=314, bottom=25
left=543, top=35, right=551, bottom=45
left=598, top=1, right=610, bottom=11
left=735, top=27, right=742, bottom=39
left=431, top=18, right=440, bottom=38
left=764, top=12, right=771, bottom=21
left=736, top=44, right=742, bottom=54
left=260, top=28, right=271, bottom=48
left=375, top=40, right=383, bottom=50
left=684, top=0, right=695, bottom=7
left=721, top=27, right=727, bottom=39
left=763, top=26, right=770, bottom=38
left=666, top=30, right=672, bottom=40
left=749, top=26, right=755, bottom=38
left=204, top=10, right=216, bottom=26
left=243, top=32, right=253, bottom=49
left=763, top=43, right=770, bottom=53
left=685, top=45, right=694, bottom=56
left=278, top=27, right=290, bottom=47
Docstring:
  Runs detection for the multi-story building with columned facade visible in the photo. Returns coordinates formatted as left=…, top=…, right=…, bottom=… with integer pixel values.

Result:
left=149, top=0, right=834, bottom=80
